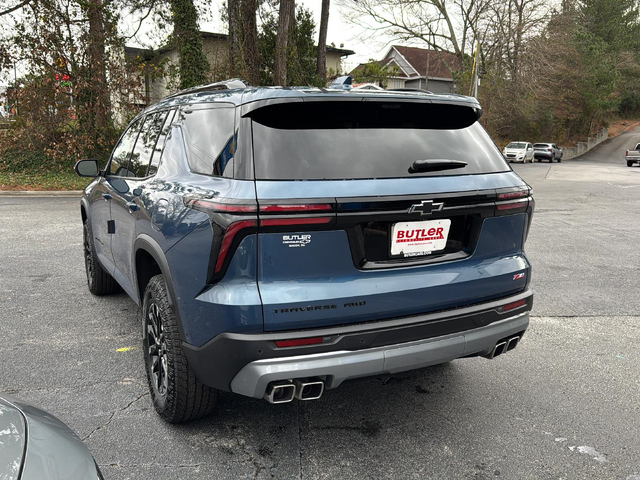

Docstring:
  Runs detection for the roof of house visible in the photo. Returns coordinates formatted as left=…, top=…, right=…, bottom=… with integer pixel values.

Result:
left=390, top=46, right=460, bottom=80
left=125, top=33, right=354, bottom=61
left=326, top=46, right=355, bottom=56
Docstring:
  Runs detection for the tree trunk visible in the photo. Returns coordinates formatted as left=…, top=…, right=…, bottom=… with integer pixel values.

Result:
left=316, top=0, right=330, bottom=81
left=241, top=0, right=260, bottom=85
left=86, top=0, right=110, bottom=131
left=274, top=0, right=294, bottom=86
left=228, top=0, right=241, bottom=76
left=170, top=0, right=210, bottom=89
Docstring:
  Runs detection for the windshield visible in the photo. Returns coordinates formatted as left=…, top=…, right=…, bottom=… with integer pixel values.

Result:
left=250, top=101, right=509, bottom=180
left=506, top=142, right=526, bottom=149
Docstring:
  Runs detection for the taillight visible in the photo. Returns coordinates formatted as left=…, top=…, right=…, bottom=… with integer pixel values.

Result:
left=260, top=204, right=333, bottom=212
left=184, top=197, right=257, bottom=213
left=184, top=195, right=258, bottom=282
left=626, top=150, right=629, bottom=156
left=498, top=191, right=528, bottom=200
left=258, top=201, right=336, bottom=227
left=497, top=199, right=528, bottom=211
left=261, top=217, right=333, bottom=226
left=214, top=220, right=257, bottom=272
left=547, top=148, right=552, bottom=152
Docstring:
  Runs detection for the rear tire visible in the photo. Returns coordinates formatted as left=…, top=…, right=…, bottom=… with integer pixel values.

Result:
left=83, top=220, right=120, bottom=295
left=628, top=161, right=635, bottom=167
left=142, top=275, right=217, bottom=423
left=536, top=158, right=541, bottom=162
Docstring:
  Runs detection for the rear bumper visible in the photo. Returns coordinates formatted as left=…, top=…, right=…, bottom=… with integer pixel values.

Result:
left=231, top=311, right=529, bottom=398
left=182, top=289, right=533, bottom=393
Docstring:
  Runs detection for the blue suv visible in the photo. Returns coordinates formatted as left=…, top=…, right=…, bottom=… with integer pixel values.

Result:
left=75, top=79, right=534, bottom=423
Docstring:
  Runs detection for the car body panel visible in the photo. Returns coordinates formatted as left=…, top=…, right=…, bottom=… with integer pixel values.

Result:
left=0, top=397, right=26, bottom=480
left=0, top=394, right=100, bottom=480
left=258, top=215, right=530, bottom=331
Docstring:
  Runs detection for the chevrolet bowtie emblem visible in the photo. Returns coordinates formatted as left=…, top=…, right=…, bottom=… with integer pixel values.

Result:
left=408, top=200, right=444, bottom=216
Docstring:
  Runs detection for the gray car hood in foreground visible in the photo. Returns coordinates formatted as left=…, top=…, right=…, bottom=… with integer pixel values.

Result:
left=0, top=394, right=99, bottom=480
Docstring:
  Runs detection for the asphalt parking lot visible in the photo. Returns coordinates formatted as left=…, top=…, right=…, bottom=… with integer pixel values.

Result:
left=1, top=128, right=640, bottom=479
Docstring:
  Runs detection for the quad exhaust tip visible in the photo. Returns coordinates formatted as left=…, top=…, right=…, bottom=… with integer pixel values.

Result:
left=294, top=379, right=325, bottom=401
left=486, top=335, right=520, bottom=359
left=264, top=382, right=296, bottom=404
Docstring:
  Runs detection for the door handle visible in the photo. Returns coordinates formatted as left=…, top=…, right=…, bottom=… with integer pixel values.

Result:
left=126, top=201, right=140, bottom=212
left=102, top=193, right=112, bottom=200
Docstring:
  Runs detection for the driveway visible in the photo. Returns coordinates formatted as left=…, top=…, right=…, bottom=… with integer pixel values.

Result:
left=1, top=132, right=639, bottom=479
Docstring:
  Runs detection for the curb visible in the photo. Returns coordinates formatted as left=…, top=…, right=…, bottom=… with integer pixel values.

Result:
left=0, top=190, right=83, bottom=196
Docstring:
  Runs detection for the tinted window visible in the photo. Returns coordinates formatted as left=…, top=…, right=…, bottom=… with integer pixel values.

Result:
left=251, top=102, right=508, bottom=180
left=109, top=118, right=142, bottom=176
left=181, top=107, right=235, bottom=176
left=148, top=110, right=175, bottom=176
left=534, top=143, right=549, bottom=148
left=127, top=111, right=170, bottom=178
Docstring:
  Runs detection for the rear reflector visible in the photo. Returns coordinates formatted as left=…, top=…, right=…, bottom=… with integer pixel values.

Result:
left=261, top=217, right=332, bottom=226
left=501, top=299, right=527, bottom=312
left=275, top=337, right=323, bottom=348
left=215, top=220, right=257, bottom=272
left=260, top=204, right=333, bottom=212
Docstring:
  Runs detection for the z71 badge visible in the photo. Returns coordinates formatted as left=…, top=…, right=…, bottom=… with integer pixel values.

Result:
left=282, top=234, right=311, bottom=248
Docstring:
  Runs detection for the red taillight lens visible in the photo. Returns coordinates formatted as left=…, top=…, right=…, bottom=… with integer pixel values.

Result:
left=547, top=148, right=552, bottom=152
left=498, top=190, right=529, bottom=200
left=275, top=337, right=323, bottom=348
left=261, top=217, right=332, bottom=227
left=260, top=204, right=333, bottom=212
left=497, top=199, right=529, bottom=211
left=626, top=150, right=629, bottom=156
left=215, top=220, right=257, bottom=272
left=185, top=198, right=257, bottom=213
left=501, top=299, right=527, bottom=312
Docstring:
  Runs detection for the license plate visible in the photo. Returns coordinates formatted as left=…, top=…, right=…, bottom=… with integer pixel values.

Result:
left=391, top=219, right=451, bottom=257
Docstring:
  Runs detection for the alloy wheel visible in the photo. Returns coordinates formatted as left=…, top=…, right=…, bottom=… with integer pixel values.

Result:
left=146, top=302, right=169, bottom=397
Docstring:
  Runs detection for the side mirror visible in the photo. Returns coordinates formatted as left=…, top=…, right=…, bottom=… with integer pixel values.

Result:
left=74, top=159, right=100, bottom=177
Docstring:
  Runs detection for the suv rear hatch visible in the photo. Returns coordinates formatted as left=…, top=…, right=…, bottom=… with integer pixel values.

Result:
left=249, top=99, right=533, bottom=332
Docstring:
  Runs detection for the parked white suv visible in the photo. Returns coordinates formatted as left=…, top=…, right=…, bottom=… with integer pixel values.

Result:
left=503, top=142, right=534, bottom=163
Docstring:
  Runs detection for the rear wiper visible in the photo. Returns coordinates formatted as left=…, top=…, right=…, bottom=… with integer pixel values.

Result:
left=409, top=159, right=468, bottom=173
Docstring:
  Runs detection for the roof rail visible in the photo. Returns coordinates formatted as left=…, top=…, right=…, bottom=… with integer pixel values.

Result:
left=168, top=78, right=249, bottom=98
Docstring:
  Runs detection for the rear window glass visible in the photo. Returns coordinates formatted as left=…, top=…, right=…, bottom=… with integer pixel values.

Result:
left=181, top=107, right=235, bottom=176
left=534, top=143, right=549, bottom=148
left=250, top=102, right=508, bottom=180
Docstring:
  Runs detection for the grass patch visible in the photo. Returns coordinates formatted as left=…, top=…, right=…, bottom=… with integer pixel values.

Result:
left=0, top=170, right=90, bottom=191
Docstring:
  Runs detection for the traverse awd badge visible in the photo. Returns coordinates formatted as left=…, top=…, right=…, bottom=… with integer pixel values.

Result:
left=283, top=234, right=311, bottom=248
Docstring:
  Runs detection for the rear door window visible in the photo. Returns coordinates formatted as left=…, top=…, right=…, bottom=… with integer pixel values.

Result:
left=250, top=101, right=508, bottom=180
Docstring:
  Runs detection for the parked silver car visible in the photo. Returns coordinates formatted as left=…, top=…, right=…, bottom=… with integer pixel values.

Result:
left=534, top=143, right=563, bottom=162
left=503, top=142, right=534, bottom=163
left=0, top=394, right=103, bottom=480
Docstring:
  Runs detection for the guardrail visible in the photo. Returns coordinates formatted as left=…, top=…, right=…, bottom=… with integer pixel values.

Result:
left=561, top=128, right=608, bottom=160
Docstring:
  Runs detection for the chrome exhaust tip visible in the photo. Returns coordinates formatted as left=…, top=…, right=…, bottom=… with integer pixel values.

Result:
left=506, top=336, right=520, bottom=352
left=294, top=379, right=324, bottom=401
left=264, top=382, right=295, bottom=404
left=487, top=341, right=507, bottom=359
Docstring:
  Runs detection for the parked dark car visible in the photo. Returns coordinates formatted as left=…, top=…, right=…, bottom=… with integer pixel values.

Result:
left=75, top=79, right=534, bottom=423
left=0, top=394, right=103, bottom=480
left=534, top=143, right=563, bottom=162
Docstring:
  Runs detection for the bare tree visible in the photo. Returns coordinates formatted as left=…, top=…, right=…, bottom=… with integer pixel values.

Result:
left=274, top=0, right=294, bottom=85
left=86, top=0, right=110, bottom=130
left=316, top=0, right=330, bottom=81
